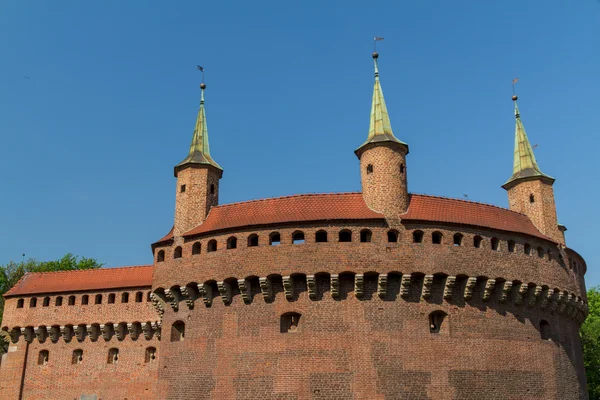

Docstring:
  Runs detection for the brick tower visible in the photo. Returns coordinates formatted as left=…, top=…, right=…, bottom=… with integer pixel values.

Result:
left=502, top=94, right=564, bottom=244
left=356, top=52, right=409, bottom=218
left=173, top=82, right=223, bottom=237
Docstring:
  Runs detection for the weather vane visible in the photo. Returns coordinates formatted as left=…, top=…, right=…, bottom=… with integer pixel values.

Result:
left=197, top=65, right=206, bottom=90
left=512, top=77, right=519, bottom=97
left=374, top=36, right=384, bottom=52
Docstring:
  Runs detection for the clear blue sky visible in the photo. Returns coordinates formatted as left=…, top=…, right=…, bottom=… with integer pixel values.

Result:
left=1, top=1, right=598, bottom=285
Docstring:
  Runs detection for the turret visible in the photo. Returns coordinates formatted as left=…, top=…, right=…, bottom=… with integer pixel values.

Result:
left=356, top=52, right=409, bottom=217
left=502, top=94, right=564, bottom=244
left=173, top=82, right=223, bottom=237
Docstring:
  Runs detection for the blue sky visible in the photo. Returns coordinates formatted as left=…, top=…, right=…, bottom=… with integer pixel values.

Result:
left=1, top=1, right=599, bottom=285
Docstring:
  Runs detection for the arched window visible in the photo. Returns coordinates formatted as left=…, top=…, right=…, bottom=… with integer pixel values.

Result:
left=247, top=234, right=259, bottom=247
left=68, top=296, right=76, bottom=306
left=524, top=243, right=531, bottom=255
left=207, top=239, right=217, bottom=252
left=387, top=230, right=399, bottom=243
left=269, top=232, right=281, bottom=246
left=107, top=348, right=119, bottom=364
left=17, top=299, right=24, bottom=309
left=227, top=237, right=237, bottom=249
left=210, top=184, right=215, bottom=195
left=72, top=349, right=83, bottom=365
left=473, top=235, right=482, bottom=248
left=491, top=237, right=499, bottom=251
left=145, top=347, right=157, bottom=363
left=537, top=247, right=545, bottom=258
left=413, top=230, right=424, bottom=243
left=508, top=240, right=516, bottom=253
left=360, top=229, right=372, bottom=243
left=174, top=246, right=183, bottom=259
left=192, top=242, right=201, bottom=255
left=432, top=232, right=443, bottom=244
left=315, top=230, right=328, bottom=243
left=157, top=250, right=165, bottom=262
left=429, top=311, right=447, bottom=334
left=292, top=231, right=305, bottom=244
left=366, top=164, right=373, bottom=174
left=30, top=297, right=37, bottom=308
left=453, top=233, right=463, bottom=246
left=81, top=295, right=89, bottom=305
left=171, top=321, right=185, bottom=342
left=121, top=293, right=129, bottom=303
left=43, top=297, right=50, bottom=307
left=400, top=163, right=405, bottom=174
left=95, top=294, right=103, bottom=305
left=55, top=296, right=63, bottom=307
left=281, top=312, right=301, bottom=333
left=38, top=350, right=49, bottom=366
left=529, top=194, right=535, bottom=203
left=108, top=294, right=115, bottom=304
left=339, top=230, right=352, bottom=242
left=135, top=292, right=143, bottom=303
left=540, top=320, right=551, bottom=340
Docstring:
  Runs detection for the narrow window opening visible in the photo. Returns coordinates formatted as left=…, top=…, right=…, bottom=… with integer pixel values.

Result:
left=17, top=299, right=24, bottom=309
left=473, top=235, right=482, bottom=248
left=432, top=232, right=443, bottom=245
left=248, top=234, right=259, bottom=247
left=192, top=242, right=201, bottom=255
left=453, top=233, right=463, bottom=246
left=72, top=349, right=83, bottom=365
left=210, top=184, right=215, bottom=195
left=281, top=312, right=301, bottom=333
left=429, top=311, right=447, bottom=334
left=43, top=297, right=50, bottom=307
left=121, top=293, right=129, bottom=303
left=227, top=237, right=237, bottom=249
left=529, top=194, right=535, bottom=203
left=366, top=164, right=373, bottom=174
left=95, top=294, right=103, bottom=305
left=387, top=230, right=399, bottom=243
left=524, top=244, right=531, bottom=255
left=157, top=250, right=165, bottom=262
left=400, top=163, right=405, bottom=174
left=145, top=347, right=157, bottom=363
left=413, top=230, right=424, bottom=243
left=270, top=232, right=281, bottom=246
left=38, top=350, right=49, bottom=366
left=68, top=296, right=76, bottom=306
left=55, top=297, right=63, bottom=307
left=537, top=247, right=545, bottom=258
left=108, top=294, right=115, bottom=304
left=174, top=246, right=183, bottom=259
left=360, top=229, right=372, bottom=243
left=107, top=348, right=119, bottom=365
left=136, top=292, right=143, bottom=302
left=507, top=240, right=516, bottom=253
left=540, top=320, right=551, bottom=340
left=491, top=237, right=499, bottom=251
left=30, top=298, right=37, bottom=308
left=207, top=240, right=217, bottom=252
left=180, top=184, right=186, bottom=193
left=548, top=250, right=553, bottom=261
left=339, top=230, right=352, bottom=243
left=171, top=321, right=185, bottom=342
left=315, top=230, right=328, bottom=243
left=292, top=231, right=305, bottom=244
left=147, top=291, right=152, bottom=302
left=81, top=295, right=89, bottom=305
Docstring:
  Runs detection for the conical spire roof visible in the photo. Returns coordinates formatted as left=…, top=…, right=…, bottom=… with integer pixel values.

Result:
left=356, top=52, right=408, bottom=155
left=175, top=84, right=222, bottom=176
left=502, top=96, right=553, bottom=189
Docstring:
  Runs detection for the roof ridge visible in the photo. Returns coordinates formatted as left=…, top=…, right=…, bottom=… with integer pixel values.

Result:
left=212, top=192, right=363, bottom=209
left=408, top=193, right=530, bottom=218
left=21, top=265, right=153, bottom=277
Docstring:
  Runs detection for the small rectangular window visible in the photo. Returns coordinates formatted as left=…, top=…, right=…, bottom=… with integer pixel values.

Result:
left=180, top=185, right=186, bottom=193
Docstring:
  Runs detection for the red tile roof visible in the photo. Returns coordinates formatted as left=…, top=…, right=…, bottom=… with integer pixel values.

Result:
left=183, top=192, right=384, bottom=237
left=4, top=266, right=153, bottom=297
left=402, top=194, right=551, bottom=241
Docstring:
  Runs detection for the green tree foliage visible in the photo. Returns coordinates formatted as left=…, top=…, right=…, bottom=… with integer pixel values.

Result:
left=0, top=254, right=103, bottom=353
left=583, top=286, right=600, bottom=399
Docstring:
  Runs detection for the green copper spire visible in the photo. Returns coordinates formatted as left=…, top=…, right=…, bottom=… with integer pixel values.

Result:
left=356, top=52, right=408, bottom=155
left=502, top=96, right=553, bottom=189
left=175, top=83, right=222, bottom=176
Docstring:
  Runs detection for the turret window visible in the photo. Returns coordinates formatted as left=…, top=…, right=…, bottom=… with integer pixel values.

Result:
left=387, top=230, right=399, bottom=243
left=339, top=230, right=352, bottom=242
left=192, top=242, right=201, bottom=255
left=210, top=184, right=215, bottom=195
left=108, top=293, right=115, bottom=304
left=537, top=247, right=545, bottom=258
left=400, top=163, right=405, bottom=174
left=366, top=164, right=373, bottom=174
left=72, top=349, right=83, bottom=365
left=315, top=230, right=328, bottom=243
left=508, top=240, right=516, bottom=253
left=82, top=295, right=89, bottom=305
left=227, top=237, right=237, bottom=249
left=453, top=233, right=463, bottom=246
left=68, top=296, right=76, bottom=306
left=473, top=235, right=482, bottom=248
left=292, top=231, right=305, bottom=244
left=540, top=320, right=551, bottom=340
left=432, top=232, right=443, bottom=244
left=145, top=347, right=157, bottom=363
left=157, top=250, right=165, bottom=262
left=180, top=185, right=186, bottom=193
left=207, top=240, right=217, bottom=252
left=248, top=234, right=259, bottom=247
left=174, top=246, right=183, bottom=258
left=269, top=232, right=281, bottom=246
left=107, top=348, right=119, bottom=364
left=529, top=194, right=535, bottom=203
left=43, top=297, right=50, bottom=307
left=413, top=230, right=424, bottom=243
left=122, top=293, right=129, bottom=303
left=524, top=244, right=531, bottom=255
left=135, top=292, right=144, bottom=302
left=17, top=299, right=24, bottom=309
left=30, top=298, right=37, bottom=308
left=171, top=321, right=185, bottom=342
left=281, top=312, right=301, bottom=333
left=491, top=237, right=499, bottom=251
left=429, top=311, right=447, bottom=334
left=95, top=294, right=102, bottom=305
left=55, top=296, right=63, bottom=307
left=360, top=229, right=372, bottom=243
left=38, top=350, right=49, bottom=366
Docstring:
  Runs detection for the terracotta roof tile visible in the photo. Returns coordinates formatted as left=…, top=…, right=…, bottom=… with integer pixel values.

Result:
left=183, top=192, right=384, bottom=237
left=402, top=194, right=552, bottom=241
left=4, top=265, right=153, bottom=297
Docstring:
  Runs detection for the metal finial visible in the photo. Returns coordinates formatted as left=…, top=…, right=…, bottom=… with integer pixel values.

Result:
left=511, top=77, right=519, bottom=99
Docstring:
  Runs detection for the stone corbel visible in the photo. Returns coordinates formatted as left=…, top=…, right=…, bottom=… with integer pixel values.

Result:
left=47, top=326, right=60, bottom=343
left=127, top=323, right=140, bottom=341
left=60, top=326, right=73, bottom=342
left=529, top=286, right=542, bottom=307
left=152, top=322, right=161, bottom=340
left=443, top=276, right=456, bottom=300
left=377, top=273, right=387, bottom=299
left=259, top=277, right=273, bottom=302
left=197, top=283, right=213, bottom=307
left=354, top=274, right=364, bottom=299
left=551, top=291, right=565, bottom=313
left=282, top=276, right=294, bottom=300
left=482, top=279, right=496, bottom=301
left=463, top=277, right=477, bottom=300
left=179, top=286, right=194, bottom=310
left=74, top=325, right=86, bottom=342
left=540, top=289, right=554, bottom=310
left=307, top=275, right=317, bottom=300
left=330, top=274, right=339, bottom=299
left=100, top=324, right=113, bottom=341
left=86, top=324, right=100, bottom=342
left=400, top=274, right=411, bottom=299
left=514, top=283, right=529, bottom=305
left=9, top=328, right=20, bottom=344
left=164, top=289, right=180, bottom=311
left=150, top=293, right=165, bottom=317
left=238, top=279, right=252, bottom=304
left=557, top=292, right=570, bottom=314
left=421, top=275, right=434, bottom=299
left=499, top=281, right=513, bottom=303
left=217, top=281, right=232, bottom=305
